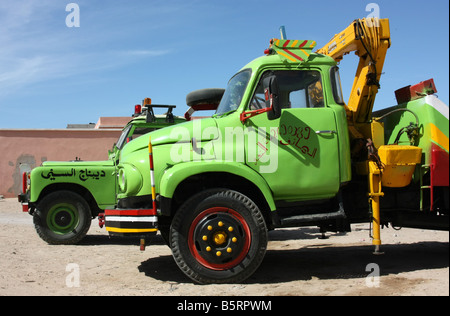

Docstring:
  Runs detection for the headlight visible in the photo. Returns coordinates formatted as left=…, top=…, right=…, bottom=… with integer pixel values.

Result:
left=118, top=168, right=127, bottom=192
left=117, top=163, right=142, bottom=196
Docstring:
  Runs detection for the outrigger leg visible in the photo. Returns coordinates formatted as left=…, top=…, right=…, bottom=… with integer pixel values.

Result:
left=368, top=161, right=384, bottom=255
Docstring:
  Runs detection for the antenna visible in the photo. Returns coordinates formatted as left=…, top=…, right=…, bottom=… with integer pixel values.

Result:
left=279, top=26, right=287, bottom=39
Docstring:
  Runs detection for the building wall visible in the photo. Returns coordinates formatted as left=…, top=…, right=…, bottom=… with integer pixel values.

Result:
left=0, top=129, right=122, bottom=198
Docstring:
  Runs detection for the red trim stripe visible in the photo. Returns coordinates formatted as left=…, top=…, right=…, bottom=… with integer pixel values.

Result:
left=105, top=209, right=156, bottom=216
left=22, top=172, right=27, bottom=193
left=299, top=40, right=308, bottom=48
left=149, top=153, right=154, bottom=170
left=282, top=48, right=304, bottom=61
left=283, top=40, right=290, bottom=47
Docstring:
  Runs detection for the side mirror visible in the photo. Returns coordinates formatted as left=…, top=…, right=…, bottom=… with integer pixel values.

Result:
left=239, top=73, right=281, bottom=123
left=263, top=75, right=281, bottom=120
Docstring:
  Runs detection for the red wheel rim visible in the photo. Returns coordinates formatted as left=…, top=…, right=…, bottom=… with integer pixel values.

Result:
left=188, top=207, right=251, bottom=271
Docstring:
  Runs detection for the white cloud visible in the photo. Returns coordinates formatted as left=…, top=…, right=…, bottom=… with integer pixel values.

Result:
left=120, top=49, right=171, bottom=57
left=0, top=57, right=44, bottom=92
left=0, top=2, right=64, bottom=95
left=0, top=1, right=172, bottom=101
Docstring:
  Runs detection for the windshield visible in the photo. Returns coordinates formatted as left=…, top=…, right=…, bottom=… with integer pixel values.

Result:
left=116, top=125, right=132, bottom=150
left=215, top=69, right=251, bottom=116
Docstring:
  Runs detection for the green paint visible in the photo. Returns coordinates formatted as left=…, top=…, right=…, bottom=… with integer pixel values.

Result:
left=27, top=112, right=185, bottom=210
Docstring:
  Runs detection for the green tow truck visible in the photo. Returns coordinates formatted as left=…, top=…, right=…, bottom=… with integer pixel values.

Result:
left=103, top=19, right=448, bottom=284
left=18, top=100, right=186, bottom=244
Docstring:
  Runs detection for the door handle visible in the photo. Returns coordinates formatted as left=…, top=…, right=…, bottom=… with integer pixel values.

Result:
left=316, top=130, right=337, bottom=135
left=191, top=137, right=205, bottom=155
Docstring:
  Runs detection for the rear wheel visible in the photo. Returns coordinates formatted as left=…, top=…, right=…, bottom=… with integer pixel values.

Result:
left=170, top=189, right=268, bottom=284
left=33, top=191, right=91, bottom=245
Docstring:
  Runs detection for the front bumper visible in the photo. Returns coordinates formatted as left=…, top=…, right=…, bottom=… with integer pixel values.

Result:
left=104, top=208, right=158, bottom=237
left=17, top=193, right=29, bottom=212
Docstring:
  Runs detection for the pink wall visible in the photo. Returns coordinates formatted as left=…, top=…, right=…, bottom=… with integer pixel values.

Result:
left=0, top=129, right=122, bottom=198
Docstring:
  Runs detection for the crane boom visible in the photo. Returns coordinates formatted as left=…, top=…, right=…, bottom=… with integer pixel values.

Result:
left=317, top=18, right=391, bottom=136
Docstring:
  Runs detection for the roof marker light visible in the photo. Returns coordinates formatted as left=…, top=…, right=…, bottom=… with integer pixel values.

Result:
left=134, top=104, right=142, bottom=115
left=143, top=98, right=152, bottom=106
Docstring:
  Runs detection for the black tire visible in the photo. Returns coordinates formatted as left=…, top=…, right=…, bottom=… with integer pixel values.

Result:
left=186, top=88, right=225, bottom=107
left=33, top=191, right=92, bottom=245
left=170, top=189, right=268, bottom=284
left=157, top=218, right=171, bottom=246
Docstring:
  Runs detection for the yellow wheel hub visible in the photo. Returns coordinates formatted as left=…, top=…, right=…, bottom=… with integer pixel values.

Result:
left=213, top=231, right=227, bottom=245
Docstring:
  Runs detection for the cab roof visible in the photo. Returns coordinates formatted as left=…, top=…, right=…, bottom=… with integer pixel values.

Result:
left=241, top=38, right=336, bottom=72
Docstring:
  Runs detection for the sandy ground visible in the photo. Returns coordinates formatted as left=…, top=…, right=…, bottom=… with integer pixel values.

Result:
left=0, top=197, right=448, bottom=296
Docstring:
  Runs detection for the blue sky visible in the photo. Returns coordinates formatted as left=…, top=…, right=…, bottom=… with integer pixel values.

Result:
left=0, top=0, right=448, bottom=128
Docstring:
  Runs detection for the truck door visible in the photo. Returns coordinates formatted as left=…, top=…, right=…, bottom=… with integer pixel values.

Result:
left=245, top=70, right=340, bottom=201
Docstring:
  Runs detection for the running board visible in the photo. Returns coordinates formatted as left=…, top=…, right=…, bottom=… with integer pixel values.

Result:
left=280, top=208, right=346, bottom=226
left=272, top=194, right=346, bottom=227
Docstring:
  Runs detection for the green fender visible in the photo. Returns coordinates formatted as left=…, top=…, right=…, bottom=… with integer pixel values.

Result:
left=159, top=161, right=276, bottom=211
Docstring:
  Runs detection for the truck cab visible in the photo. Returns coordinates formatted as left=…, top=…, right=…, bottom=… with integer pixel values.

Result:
left=232, top=49, right=351, bottom=202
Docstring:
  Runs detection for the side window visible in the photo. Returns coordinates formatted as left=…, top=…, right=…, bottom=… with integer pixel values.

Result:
left=250, top=70, right=324, bottom=110
left=330, top=67, right=345, bottom=105
left=249, top=75, right=268, bottom=110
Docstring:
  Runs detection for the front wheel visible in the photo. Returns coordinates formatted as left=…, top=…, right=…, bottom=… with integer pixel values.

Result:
left=33, top=191, right=92, bottom=245
left=170, top=189, right=268, bottom=284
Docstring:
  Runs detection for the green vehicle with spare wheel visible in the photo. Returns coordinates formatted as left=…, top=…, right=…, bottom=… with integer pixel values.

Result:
left=18, top=101, right=186, bottom=245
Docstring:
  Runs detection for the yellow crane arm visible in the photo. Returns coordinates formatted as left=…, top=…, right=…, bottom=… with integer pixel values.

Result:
left=317, top=18, right=391, bottom=127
